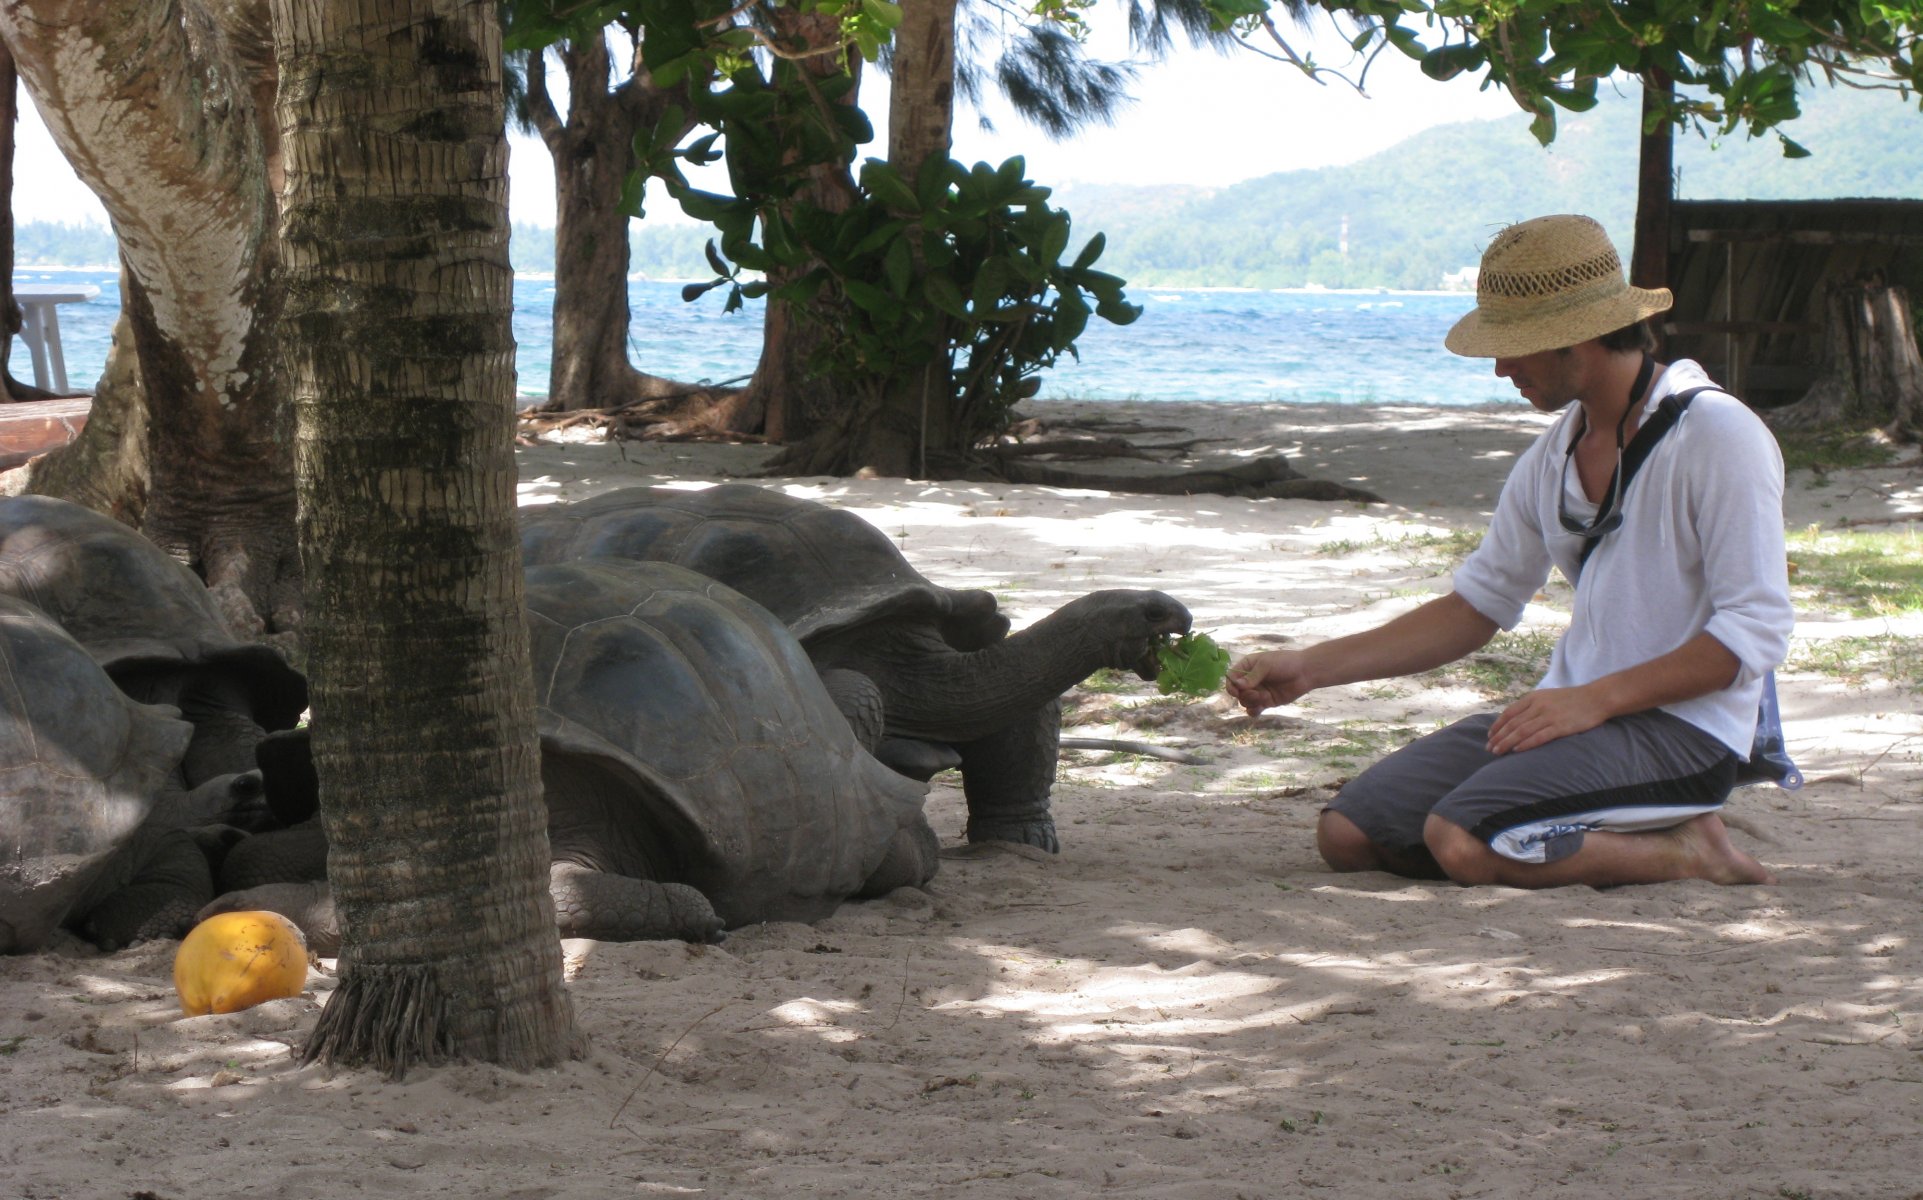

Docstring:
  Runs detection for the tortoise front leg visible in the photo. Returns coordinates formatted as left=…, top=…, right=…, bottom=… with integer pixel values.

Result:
left=76, top=828, right=219, bottom=950
left=956, top=699, right=1061, bottom=853
left=549, top=863, right=724, bottom=944
left=200, top=881, right=340, bottom=955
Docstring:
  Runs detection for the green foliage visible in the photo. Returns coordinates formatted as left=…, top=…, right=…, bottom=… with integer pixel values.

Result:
left=1294, top=0, right=1923, bottom=149
left=644, top=67, right=1136, bottom=443
left=750, top=156, right=1138, bottom=438
left=503, top=0, right=1135, bottom=453
left=1156, top=631, right=1231, bottom=697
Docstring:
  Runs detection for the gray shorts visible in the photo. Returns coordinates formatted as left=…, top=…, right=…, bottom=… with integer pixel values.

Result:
left=1328, top=710, right=1739, bottom=867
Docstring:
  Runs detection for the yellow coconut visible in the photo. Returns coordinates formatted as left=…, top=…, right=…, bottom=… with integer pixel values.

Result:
left=173, top=910, right=309, bottom=1016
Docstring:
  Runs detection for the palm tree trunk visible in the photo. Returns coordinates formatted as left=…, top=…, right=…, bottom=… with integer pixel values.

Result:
left=272, top=0, right=581, bottom=1075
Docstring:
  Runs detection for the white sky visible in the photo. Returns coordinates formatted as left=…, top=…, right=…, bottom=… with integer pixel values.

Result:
left=11, top=9, right=1521, bottom=229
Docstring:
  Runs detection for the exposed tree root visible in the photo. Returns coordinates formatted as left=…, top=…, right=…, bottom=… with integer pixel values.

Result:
left=516, top=376, right=762, bottom=445
left=975, top=414, right=1378, bottom=501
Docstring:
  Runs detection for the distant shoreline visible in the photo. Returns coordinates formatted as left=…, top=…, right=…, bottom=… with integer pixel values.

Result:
left=18, top=262, right=1474, bottom=299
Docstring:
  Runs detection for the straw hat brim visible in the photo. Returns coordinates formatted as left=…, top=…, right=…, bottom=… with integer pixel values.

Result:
left=1445, top=285, right=1673, bottom=358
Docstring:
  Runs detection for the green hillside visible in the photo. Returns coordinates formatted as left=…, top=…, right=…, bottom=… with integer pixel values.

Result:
left=1051, top=83, right=1923, bottom=291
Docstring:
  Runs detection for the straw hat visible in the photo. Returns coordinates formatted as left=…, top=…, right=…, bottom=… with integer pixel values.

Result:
left=1445, top=215, right=1672, bottom=358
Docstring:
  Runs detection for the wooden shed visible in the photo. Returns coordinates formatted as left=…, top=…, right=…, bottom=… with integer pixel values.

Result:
left=1659, top=198, right=1923, bottom=410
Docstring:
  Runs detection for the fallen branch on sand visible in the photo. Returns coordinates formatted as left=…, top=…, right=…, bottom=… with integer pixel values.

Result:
left=1059, top=736, right=1208, bottom=765
left=985, top=455, right=1383, bottom=503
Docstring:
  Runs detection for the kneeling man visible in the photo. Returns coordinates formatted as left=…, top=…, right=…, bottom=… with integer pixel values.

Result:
left=1228, top=214, right=1792, bottom=888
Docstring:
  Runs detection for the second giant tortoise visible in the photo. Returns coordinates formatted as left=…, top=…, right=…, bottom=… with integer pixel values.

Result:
left=519, top=484, right=1192, bottom=851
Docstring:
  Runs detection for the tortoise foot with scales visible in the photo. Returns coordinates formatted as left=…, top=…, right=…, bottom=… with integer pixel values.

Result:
left=519, top=484, right=1192, bottom=852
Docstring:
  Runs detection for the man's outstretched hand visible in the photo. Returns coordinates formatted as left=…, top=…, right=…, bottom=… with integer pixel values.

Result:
left=1226, top=650, right=1316, bottom=717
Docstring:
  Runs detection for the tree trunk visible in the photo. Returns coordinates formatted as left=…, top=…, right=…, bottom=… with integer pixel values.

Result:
left=273, top=0, right=581, bottom=1076
left=1773, top=276, right=1923, bottom=441
left=878, top=0, right=961, bottom=477
left=525, top=35, right=694, bottom=411
left=761, top=0, right=960, bottom=478
left=1, top=33, right=29, bottom=400
left=888, top=0, right=957, bottom=177
left=0, top=0, right=298, bottom=641
left=738, top=10, right=861, bottom=446
left=1631, top=71, right=1672, bottom=296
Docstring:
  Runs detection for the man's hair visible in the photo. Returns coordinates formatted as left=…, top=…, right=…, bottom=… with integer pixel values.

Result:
left=1597, top=319, right=1658, bottom=354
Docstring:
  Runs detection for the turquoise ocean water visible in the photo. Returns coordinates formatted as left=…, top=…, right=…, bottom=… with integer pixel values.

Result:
left=13, top=268, right=1514, bottom=408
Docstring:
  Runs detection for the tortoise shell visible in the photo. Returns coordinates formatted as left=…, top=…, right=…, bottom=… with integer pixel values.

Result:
left=0, top=596, right=193, bottom=953
left=525, top=559, right=936, bottom=928
left=0, top=496, right=306, bottom=731
left=520, top=484, right=1008, bottom=651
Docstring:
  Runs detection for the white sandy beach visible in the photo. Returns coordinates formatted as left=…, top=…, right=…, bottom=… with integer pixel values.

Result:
left=4, top=397, right=1920, bottom=1198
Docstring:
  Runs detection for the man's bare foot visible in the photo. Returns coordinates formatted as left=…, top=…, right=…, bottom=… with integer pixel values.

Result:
left=1674, top=813, right=1776, bottom=885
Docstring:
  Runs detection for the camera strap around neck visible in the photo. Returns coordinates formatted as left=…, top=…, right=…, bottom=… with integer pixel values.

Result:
left=1574, top=384, right=1717, bottom=571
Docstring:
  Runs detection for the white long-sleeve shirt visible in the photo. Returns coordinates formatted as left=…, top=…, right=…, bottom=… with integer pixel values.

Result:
left=1452, top=358, right=1795, bottom=758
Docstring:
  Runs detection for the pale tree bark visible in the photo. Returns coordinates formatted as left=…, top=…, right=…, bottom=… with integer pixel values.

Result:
left=0, top=0, right=298, bottom=640
left=523, top=33, right=695, bottom=411
left=273, top=0, right=581, bottom=1075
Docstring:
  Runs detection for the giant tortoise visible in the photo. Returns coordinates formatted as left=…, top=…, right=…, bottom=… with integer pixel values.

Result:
left=208, top=560, right=939, bottom=946
left=0, top=595, right=261, bottom=953
left=0, top=496, right=307, bottom=786
left=519, top=483, right=1192, bottom=851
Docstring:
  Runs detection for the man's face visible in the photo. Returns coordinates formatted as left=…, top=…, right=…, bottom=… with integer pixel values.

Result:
left=1493, top=346, right=1581, bottom=413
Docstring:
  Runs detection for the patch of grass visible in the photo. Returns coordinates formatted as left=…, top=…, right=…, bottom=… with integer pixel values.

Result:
left=1316, top=528, right=1484, bottom=573
left=1424, top=628, right=1560, bottom=702
left=1775, top=429, right=1897, bottom=475
left=1786, top=527, right=1923, bottom=618
left=1788, top=634, right=1923, bottom=691
left=1320, top=721, right=1409, bottom=764
left=1076, top=668, right=1144, bottom=695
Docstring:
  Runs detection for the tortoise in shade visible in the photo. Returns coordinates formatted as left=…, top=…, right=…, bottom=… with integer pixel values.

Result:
left=208, top=560, right=938, bottom=947
left=0, top=596, right=261, bottom=953
left=519, top=484, right=1192, bottom=852
left=0, top=496, right=306, bottom=786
